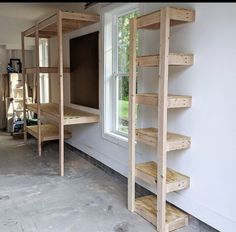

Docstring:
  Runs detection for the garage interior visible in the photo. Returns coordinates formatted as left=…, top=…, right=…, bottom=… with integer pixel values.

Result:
left=0, top=2, right=234, bottom=232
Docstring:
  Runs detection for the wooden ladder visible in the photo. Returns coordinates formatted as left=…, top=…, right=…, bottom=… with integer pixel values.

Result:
left=128, top=6, right=195, bottom=232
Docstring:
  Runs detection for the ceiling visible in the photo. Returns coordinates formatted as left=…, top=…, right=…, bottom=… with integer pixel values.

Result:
left=0, top=3, right=88, bottom=48
left=0, top=3, right=85, bottom=22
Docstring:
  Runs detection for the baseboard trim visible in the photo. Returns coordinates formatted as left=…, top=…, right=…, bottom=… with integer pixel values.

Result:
left=66, top=142, right=151, bottom=197
left=65, top=142, right=235, bottom=232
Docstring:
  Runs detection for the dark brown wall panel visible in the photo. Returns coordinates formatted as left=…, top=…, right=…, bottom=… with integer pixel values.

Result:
left=70, top=31, right=99, bottom=109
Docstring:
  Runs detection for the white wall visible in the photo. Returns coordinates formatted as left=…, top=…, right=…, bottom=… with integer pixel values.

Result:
left=0, top=45, right=33, bottom=74
left=0, top=45, right=8, bottom=73
left=50, top=3, right=236, bottom=231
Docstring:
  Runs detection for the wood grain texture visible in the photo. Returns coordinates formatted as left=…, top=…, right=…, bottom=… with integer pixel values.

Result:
left=26, top=124, right=71, bottom=141
left=157, top=8, right=170, bottom=230
left=130, top=6, right=195, bottom=231
left=135, top=195, right=188, bottom=231
left=23, top=11, right=100, bottom=38
left=26, top=103, right=99, bottom=125
left=136, top=7, right=195, bottom=30
left=136, top=161, right=190, bottom=193
left=136, top=128, right=191, bottom=151
left=137, top=54, right=193, bottom=67
left=128, top=18, right=137, bottom=212
left=21, top=32, right=27, bottom=143
left=136, top=94, right=192, bottom=108
left=25, top=67, right=70, bottom=74
left=35, top=25, right=41, bottom=157
left=58, top=10, right=64, bottom=177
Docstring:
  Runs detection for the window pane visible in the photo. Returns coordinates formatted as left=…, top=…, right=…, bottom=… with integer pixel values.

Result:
left=39, top=38, right=49, bottom=103
left=117, top=76, right=129, bottom=134
left=40, top=74, right=49, bottom=103
left=117, top=11, right=138, bottom=73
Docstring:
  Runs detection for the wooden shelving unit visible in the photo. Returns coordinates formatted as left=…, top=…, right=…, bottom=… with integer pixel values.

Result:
left=21, top=10, right=100, bottom=176
left=25, top=67, right=70, bottom=74
left=27, top=103, right=99, bottom=125
left=128, top=7, right=195, bottom=231
left=26, top=124, right=72, bottom=142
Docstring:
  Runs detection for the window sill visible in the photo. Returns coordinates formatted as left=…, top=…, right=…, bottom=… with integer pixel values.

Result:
left=102, top=131, right=128, bottom=149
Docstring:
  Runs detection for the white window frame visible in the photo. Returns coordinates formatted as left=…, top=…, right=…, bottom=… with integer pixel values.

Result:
left=39, top=38, right=50, bottom=103
left=102, top=3, right=140, bottom=146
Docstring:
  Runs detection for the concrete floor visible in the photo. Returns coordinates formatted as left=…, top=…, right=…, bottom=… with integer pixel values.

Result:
left=0, top=131, right=218, bottom=232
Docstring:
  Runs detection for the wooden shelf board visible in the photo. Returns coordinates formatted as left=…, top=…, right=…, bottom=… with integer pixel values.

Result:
left=24, top=11, right=100, bottom=38
left=135, top=128, right=191, bottom=151
left=136, top=94, right=192, bottom=108
left=137, top=7, right=195, bottom=30
left=137, top=53, right=193, bottom=67
left=136, top=161, right=190, bottom=193
left=26, top=103, right=99, bottom=125
left=25, top=67, right=70, bottom=74
left=26, top=124, right=72, bottom=142
left=135, top=195, right=188, bottom=231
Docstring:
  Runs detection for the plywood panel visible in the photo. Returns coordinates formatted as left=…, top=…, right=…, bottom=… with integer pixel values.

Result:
left=70, top=31, right=99, bottom=109
left=26, top=124, right=71, bottom=141
left=26, top=103, right=99, bottom=125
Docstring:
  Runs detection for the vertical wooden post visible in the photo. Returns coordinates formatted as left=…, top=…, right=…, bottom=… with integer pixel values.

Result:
left=57, top=10, right=64, bottom=176
left=35, top=25, right=42, bottom=157
left=157, top=7, right=170, bottom=232
left=128, top=18, right=137, bottom=212
left=33, top=73, right=36, bottom=103
left=21, top=32, right=27, bottom=143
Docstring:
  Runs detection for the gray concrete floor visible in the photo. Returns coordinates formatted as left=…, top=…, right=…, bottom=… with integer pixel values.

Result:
left=0, top=131, right=218, bottom=232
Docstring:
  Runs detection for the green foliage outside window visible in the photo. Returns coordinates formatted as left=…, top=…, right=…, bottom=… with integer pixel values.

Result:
left=116, top=11, right=138, bottom=134
left=117, top=11, right=138, bottom=101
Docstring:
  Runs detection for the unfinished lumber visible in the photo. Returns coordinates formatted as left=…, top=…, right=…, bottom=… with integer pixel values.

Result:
left=35, top=25, right=42, bottom=157
left=26, top=103, right=99, bottom=125
left=21, top=32, right=27, bottom=143
left=128, top=6, right=194, bottom=232
left=26, top=124, right=71, bottom=141
left=58, top=10, right=64, bottom=177
left=25, top=67, right=70, bottom=74
left=136, top=7, right=195, bottom=30
left=136, top=161, right=190, bottom=193
left=136, top=94, right=192, bottom=108
left=23, top=10, right=100, bottom=38
left=135, top=195, right=188, bottom=231
left=156, top=8, right=170, bottom=230
left=137, top=54, right=193, bottom=67
left=128, top=18, right=137, bottom=212
left=22, top=9, right=101, bottom=177
left=135, top=128, right=191, bottom=151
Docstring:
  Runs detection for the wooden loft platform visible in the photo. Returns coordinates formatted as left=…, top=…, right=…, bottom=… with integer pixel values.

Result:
left=136, top=7, right=195, bottom=30
left=21, top=9, right=101, bottom=176
left=135, top=195, right=188, bottom=231
left=25, top=67, right=70, bottom=74
left=26, top=124, right=72, bottom=142
left=27, top=103, right=99, bottom=125
left=23, top=10, right=100, bottom=38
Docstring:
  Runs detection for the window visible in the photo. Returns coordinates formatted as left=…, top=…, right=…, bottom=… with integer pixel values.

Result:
left=104, top=4, right=139, bottom=141
left=39, top=39, right=49, bottom=103
left=114, top=10, right=138, bottom=135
